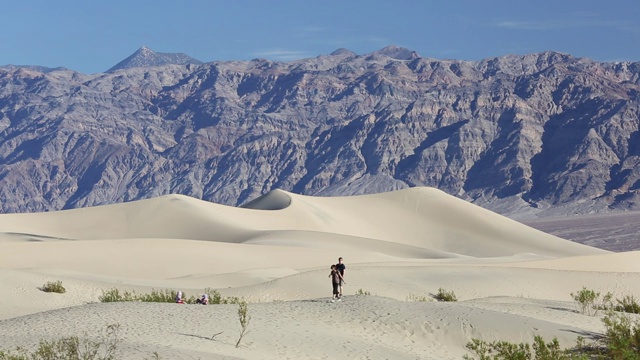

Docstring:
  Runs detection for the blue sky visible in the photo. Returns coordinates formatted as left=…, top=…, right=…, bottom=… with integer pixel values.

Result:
left=1, top=0, right=639, bottom=74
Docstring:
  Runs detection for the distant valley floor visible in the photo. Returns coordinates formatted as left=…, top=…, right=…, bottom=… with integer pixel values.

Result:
left=522, top=211, right=640, bottom=252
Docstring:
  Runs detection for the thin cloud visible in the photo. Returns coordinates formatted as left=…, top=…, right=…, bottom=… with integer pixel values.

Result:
left=495, top=20, right=568, bottom=30
left=494, top=16, right=637, bottom=32
left=252, top=49, right=313, bottom=61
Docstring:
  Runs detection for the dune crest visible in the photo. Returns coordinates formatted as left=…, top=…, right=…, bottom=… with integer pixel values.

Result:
left=0, top=187, right=605, bottom=258
left=240, top=189, right=292, bottom=210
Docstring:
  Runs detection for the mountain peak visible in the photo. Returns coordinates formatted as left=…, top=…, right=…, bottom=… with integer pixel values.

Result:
left=137, top=46, right=153, bottom=53
left=330, top=48, right=356, bottom=57
left=372, top=45, right=420, bottom=60
left=106, top=46, right=203, bottom=73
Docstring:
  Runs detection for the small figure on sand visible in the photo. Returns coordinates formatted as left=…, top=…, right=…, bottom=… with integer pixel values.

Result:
left=175, top=290, right=185, bottom=304
left=336, top=257, right=346, bottom=297
left=329, top=264, right=345, bottom=302
left=196, top=293, right=209, bottom=305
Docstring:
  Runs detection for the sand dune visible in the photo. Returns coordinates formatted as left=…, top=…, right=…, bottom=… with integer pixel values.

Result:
left=1, top=187, right=638, bottom=359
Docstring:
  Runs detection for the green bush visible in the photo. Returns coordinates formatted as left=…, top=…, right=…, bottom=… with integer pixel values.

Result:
left=39, top=280, right=66, bottom=294
left=434, top=288, right=457, bottom=302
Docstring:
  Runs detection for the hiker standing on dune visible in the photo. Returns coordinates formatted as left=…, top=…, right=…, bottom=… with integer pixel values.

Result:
left=336, top=257, right=346, bottom=298
left=329, top=264, right=344, bottom=302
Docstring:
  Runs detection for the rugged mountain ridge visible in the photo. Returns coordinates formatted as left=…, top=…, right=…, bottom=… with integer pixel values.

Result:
left=0, top=46, right=638, bottom=217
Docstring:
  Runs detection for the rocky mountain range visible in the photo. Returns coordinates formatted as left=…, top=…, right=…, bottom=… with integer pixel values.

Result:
left=0, top=45, right=638, bottom=217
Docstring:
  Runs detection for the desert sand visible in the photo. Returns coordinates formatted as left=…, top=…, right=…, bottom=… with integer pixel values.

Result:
left=1, top=187, right=639, bottom=359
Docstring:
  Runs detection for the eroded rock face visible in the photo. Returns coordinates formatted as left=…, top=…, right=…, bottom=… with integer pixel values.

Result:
left=0, top=47, right=638, bottom=216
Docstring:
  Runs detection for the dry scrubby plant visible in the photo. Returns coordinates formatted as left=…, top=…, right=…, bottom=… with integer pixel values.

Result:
left=434, top=288, right=457, bottom=302
left=0, top=324, right=120, bottom=360
left=356, top=288, right=371, bottom=296
left=465, top=312, right=640, bottom=359
left=571, top=287, right=640, bottom=316
left=601, top=311, right=640, bottom=359
left=407, top=293, right=431, bottom=302
left=39, top=280, right=66, bottom=294
left=98, top=288, right=137, bottom=303
left=571, top=287, right=610, bottom=316
left=204, top=288, right=242, bottom=305
left=463, top=335, right=585, bottom=360
left=235, top=300, right=251, bottom=348
left=464, top=292, right=640, bottom=360
left=612, top=295, right=640, bottom=315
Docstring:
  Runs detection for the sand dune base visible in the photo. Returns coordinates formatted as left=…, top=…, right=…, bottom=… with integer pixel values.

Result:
left=1, top=188, right=638, bottom=359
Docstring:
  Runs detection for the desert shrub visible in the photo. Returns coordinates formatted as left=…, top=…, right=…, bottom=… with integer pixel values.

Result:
left=99, top=288, right=183, bottom=303
left=0, top=350, right=25, bottom=360
left=601, top=311, right=640, bottom=359
left=204, top=288, right=242, bottom=304
left=434, top=288, right=457, bottom=302
left=571, top=288, right=640, bottom=316
left=221, top=296, right=242, bottom=305
left=613, top=295, right=640, bottom=315
left=39, top=280, right=66, bottom=294
left=464, top=335, right=590, bottom=359
left=98, top=287, right=243, bottom=305
left=136, top=289, right=178, bottom=303
left=205, top=288, right=223, bottom=304
left=235, top=300, right=251, bottom=348
left=571, top=287, right=603, bottom=316
left=356, top=288, right=371, bottom=296
left=99, top=288, right=136, bottom=302
left=463, top=338, right=531, bottom=359
left=0, top=324, right=120, bottom=360
left=407, top=293, right=430, bottom=302
left=464, top=311, right=640, bottom=359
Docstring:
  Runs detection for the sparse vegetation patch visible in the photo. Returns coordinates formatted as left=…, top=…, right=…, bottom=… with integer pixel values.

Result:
left=235, top=300, right=251, bottom=348
left=39, top=280, right=66, bottom=294
left=434, top=288, right=457, bottom=302
left=0, top=324, right=120, bottom=360
left=407, top=293, right=431, bottom=302
left=465, top=289, right=640, bottom=358
left=356, top=288, right=371, bottom=296
left=98, top=287, right=243, bottom=305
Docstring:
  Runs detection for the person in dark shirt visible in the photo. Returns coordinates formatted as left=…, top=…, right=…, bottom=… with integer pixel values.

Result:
left=336, top=257, right=346, bottom=298
left=329, top=264, right=344, bottom=302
